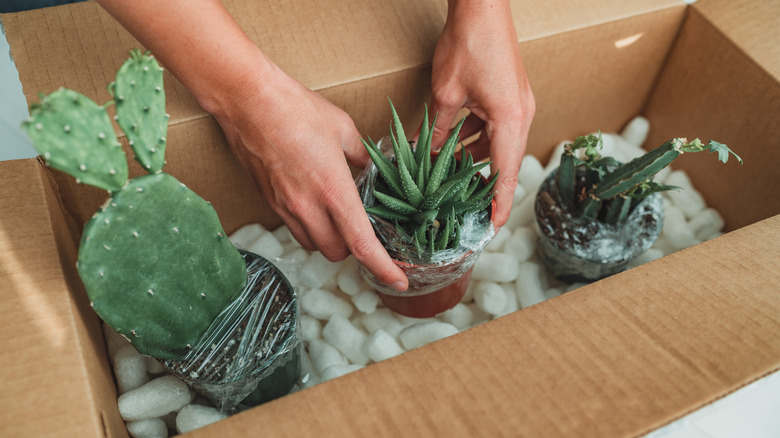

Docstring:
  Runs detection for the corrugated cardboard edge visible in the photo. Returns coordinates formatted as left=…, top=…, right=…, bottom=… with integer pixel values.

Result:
left=178, top=218, right=780, bottom=438
left=0, top=158, right=122, bottom=438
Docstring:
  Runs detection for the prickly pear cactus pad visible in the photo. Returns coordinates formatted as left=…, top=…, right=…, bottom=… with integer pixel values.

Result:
left=24, top=88, right=128, bottom=191
left=110, top=49, right=168, bottom=173
left=23, top=49, right=248, bottom=360
left=79, top=173, right=246, bottom=359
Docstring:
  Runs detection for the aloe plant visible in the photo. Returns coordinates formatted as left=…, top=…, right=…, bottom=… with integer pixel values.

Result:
left=363, top=100, right=497, bottom=256
left=556, top=133, right=742, bottom=225
left=23, top=50, right=246, bottom=360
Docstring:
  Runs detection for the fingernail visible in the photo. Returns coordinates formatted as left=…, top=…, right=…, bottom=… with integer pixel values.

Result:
left=392, top=281, right=408, bottom=292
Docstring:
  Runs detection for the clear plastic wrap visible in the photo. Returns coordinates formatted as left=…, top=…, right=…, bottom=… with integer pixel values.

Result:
left=162, top=250, right=301, bottom=413
left=356, top=137, right=495, bottom=298
left=535, top=169, right=664, bottom=282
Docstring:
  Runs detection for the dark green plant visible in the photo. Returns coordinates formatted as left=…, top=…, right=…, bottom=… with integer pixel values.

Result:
left=23, top=50, right=246, bottom=359
left=362, top=99, right=497, bottom=255
left=557, top=133, right=742, bottom=225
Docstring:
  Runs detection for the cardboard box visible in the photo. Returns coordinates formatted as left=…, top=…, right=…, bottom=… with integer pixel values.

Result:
left=1, top=0, right=778, bottom=436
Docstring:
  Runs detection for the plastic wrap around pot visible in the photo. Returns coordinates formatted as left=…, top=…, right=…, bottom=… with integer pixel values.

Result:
left=535, top=169, right=664, bottom=282
left=162, top=250, right=301, bottom=412
left=356, top=137, right=495, bottom=298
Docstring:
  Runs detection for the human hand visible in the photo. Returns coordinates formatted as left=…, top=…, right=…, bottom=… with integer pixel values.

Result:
left=212, top=65, right=409, bottom=291
left=429, top=0, right=535, bottom=228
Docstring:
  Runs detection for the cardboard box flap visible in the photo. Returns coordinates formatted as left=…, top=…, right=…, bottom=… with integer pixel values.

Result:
left=643, top=0, right=780, bottom=230
left=0, top=159, right=122, bottom=438
left=693, top=0, right=780, bottom=79
left=3, top=0, right=684, bottom=136
left=185, top=216, right=780, bottom=438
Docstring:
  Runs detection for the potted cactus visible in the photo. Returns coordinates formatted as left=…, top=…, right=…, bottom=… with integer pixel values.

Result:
left=535, top=133, right=741, bottom=282
left=357, top=99, right=497, bottom=318
left=23, top=49, right=301, bottom=412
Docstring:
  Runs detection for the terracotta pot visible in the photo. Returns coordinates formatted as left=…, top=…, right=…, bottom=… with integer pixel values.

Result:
left=358, top=144, right=496, bottom=318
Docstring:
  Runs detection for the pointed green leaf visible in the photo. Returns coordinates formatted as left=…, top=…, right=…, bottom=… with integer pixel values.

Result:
left=425, top=117, right=466, bottom=197
left=373, top=190, right=419, bottom=215
left=362, top=139, right=404, bottom=198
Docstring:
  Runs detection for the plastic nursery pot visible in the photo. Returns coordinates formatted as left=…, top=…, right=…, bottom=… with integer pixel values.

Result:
left=534, top=168, right=664, bottom=283
left=161, top=250, right=302, bottom=412
left=359, top=146, right=496, bottom=318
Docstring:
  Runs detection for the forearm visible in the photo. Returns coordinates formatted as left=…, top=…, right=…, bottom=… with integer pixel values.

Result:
left=95, top=0, right=276, bottom=117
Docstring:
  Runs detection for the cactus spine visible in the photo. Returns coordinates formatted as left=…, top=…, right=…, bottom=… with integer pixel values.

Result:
left=556, top=134, right=741, bottom=225
left=24, top=50, right=246, bottom=359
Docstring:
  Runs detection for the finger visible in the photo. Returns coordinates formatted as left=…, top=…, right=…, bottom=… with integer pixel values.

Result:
left=276, top=210, right=316, bottom=252
left=327, top=187, right=409, bottom=292
left=342, top=131, right=371, bottom=169
left=295, top=200, right=351, bottom=261
left=484, top=124, right=524, bottom=228
left=428, top=97, right=463, bottom=151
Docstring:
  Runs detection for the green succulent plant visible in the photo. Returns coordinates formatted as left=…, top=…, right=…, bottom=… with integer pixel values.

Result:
left=23, top=49, right=246, bottom=360
left=362, top=99, right=497, bottom=256
left=557, top=133, right=742, bottom=225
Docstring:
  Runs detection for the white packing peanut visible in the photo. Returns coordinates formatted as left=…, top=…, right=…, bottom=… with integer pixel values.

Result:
left=543, top=287, right=563, bottom=300
left=363, top=329, right=406, bottom=362
left=271, top=224, right=292, bottom=244
left=515, top=261, right=546, bottom=308
left=321, top=364, right=365, bottom=382
left=614, top=134, right=645, bottom=162
left=395, top=314, right=440, bottom=327
left=361, top=309, right=404, bottom=338
left=118, top=375, right=194, bottom=421
left=114, top=344, right=149, bottom=394
left=103, top=323, right=130, bottom=363
left=175, top=404, right=228, bottom=435
left=503, top=226, right=536, bottom=263
left=399, top=321, right=459, bottom=351
left=472, top=252, right=520, bottom=282
left=144, top=356, right=165, bottom=375
left=518, top=155, right=546, bottom=192
left=228, top=223, right=266, bottom=250
left=352, top=290, right=379, bottom=314
left=688, top=207, right=725, bottom=241
left=629, top=248, right=665, bottom=267
left=504, top=192, right=536, bottom=231
left=620, top=115, right=650, bottom=147
left=651, top=235, right=675, bottom=255
left=126, top=418, right=168, bottom=438
left=299, top=348, right=318, bottom=380
left=473, top=281, right=508, bottom=316
left=664, top=170, right=706, bottom=219
left=300, top=315, right=323, bottom=342
left=308, top=339, right=348, bottom=375
left=662, top=202, right=699, bottom=250
left=300, top=288, right=353, bottom=320
left=596, top=133, right=619, bottom=160
left=283, top=247, right=309, bottom=265
left=300, top=252, right=341, bottom=289
left=467, top=302, right=492, bottom=327
left=498, top=283, right=520, bottom=317
left=438, top=303, right=474, bottom=331
left=336, top=257, right=366, bottom=296
left=513, top=184, right=528, bottom=206
left=485, top=226, right=512, bottom=252
left=246, top=231, right=284, bottom=259
left=322, top=314, right=370, bottom=365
